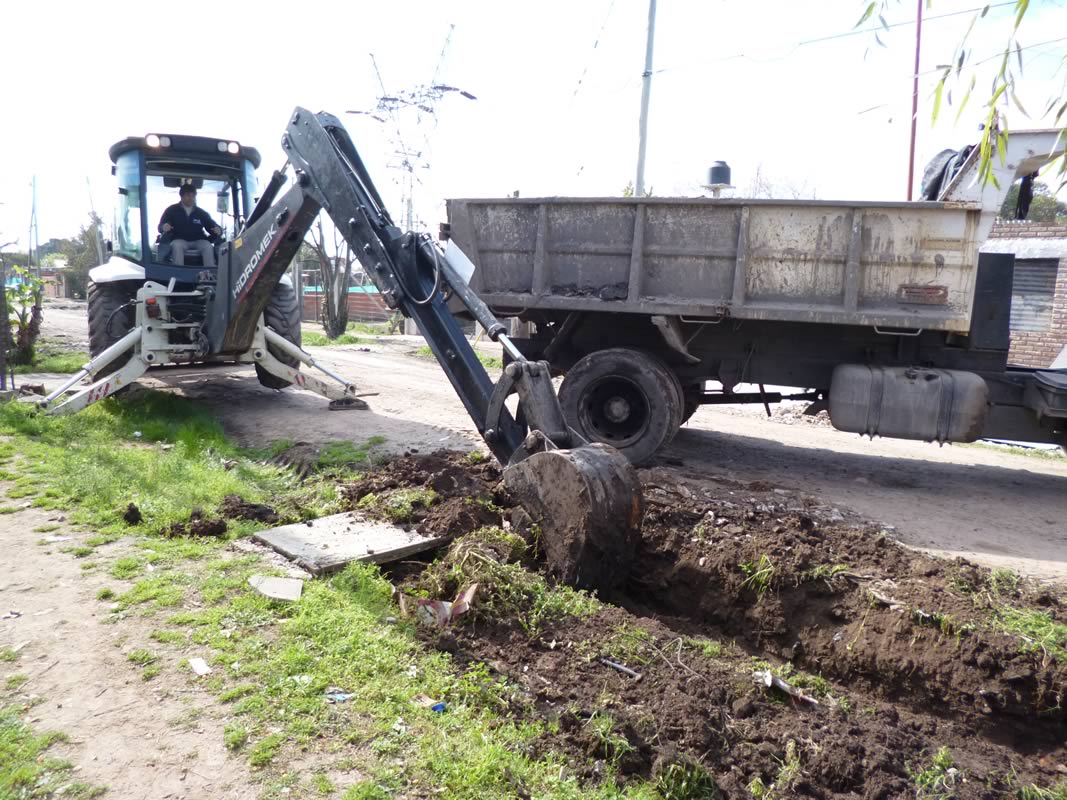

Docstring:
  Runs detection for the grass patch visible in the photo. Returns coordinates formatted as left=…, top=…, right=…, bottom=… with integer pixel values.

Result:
left=96, top=587, right=116, bottom=601
left=996, top=606, right=1067, bottom=661
left=126, top=648, right=156, bottom=666
left=12, top=350, right=89, bottom=375
left=142, top=665, right=162, bottom=681
left=224, top=723, right=250, bottom=752
left=302, top=331, right=368, bottom=347
left=0, top=649, right=18, bottom=663
left=316, top=437, right=386, bottom=472
left=32, top=524, right=61, bottom=533
left=5, top=674, right=28, bottom=690
left=961, top=441, right=1065, bottom=460
left=415, top=344, right=502, bottom=371
left=0, top=391, right=294, bottom=536
left=0, top=706, right=105, bottom=798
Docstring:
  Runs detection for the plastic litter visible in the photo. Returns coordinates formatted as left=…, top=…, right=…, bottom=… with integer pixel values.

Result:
left=325, top=686, right=353, bottom=703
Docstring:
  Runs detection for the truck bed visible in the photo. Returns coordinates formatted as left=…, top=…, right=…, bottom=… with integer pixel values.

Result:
left=446, top=197, right=992, bottom=333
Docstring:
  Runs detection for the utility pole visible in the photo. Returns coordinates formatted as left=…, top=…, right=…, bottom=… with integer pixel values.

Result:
left=906, top=0, right=923, bottom=200
left=634, top=0, right=657, bottom=197
left=28, top=176, right=40, bottom=281
left=87, top=177, right=105, bottom=266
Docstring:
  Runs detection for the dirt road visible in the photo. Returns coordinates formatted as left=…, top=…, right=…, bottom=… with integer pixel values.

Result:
left=33, top=302, right=1067, bottom=583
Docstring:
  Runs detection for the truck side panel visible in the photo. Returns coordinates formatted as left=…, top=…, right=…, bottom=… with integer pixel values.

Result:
left=449, top=197, right=986, bottom=333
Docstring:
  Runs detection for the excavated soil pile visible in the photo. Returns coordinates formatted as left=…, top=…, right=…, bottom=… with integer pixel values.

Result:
left=345, top=452, right=1067, bottom=797
left=341, top=451, right=507, bottom=538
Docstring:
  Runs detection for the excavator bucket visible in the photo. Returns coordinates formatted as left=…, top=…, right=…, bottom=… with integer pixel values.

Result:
left=503, top=444, right=644, bottom=592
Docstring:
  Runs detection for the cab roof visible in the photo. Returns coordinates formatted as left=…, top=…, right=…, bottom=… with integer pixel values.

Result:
left=109, top=134, right=261, bottom=169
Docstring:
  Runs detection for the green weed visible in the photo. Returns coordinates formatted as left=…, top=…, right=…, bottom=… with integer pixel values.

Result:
left=126, top=648, right=156, bottom=666
left=655, top=759, right=722, bottom=800
left=1018, top=783, right=1067, bottom=800
left=5, top=674, right=28, bottom=690
left=224, top=724, right=250, bottom=752
left=996, top=607, right=1067, bottom=661
left=911, top=746, right=961, bottom=799
left=740, top=555, right=776, bottom=597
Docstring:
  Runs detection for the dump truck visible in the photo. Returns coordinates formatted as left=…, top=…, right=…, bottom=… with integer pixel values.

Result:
left=445, top=130, right=1067, bottom=463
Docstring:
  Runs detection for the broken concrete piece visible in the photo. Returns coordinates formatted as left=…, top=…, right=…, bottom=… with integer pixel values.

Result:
left=252, top=514, right=445, bottom=575
left=248, top=575, right=304, bottom=602
left=188, top=657, right=212, bottom=676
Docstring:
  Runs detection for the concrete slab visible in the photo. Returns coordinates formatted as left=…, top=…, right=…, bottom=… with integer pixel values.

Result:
left=252, top=513, right=445, bottom=576
left=248, top=575, right=304, bottom=601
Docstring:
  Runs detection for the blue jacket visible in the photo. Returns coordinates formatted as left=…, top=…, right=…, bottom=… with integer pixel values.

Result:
left=158, top=203, right=218, bottom=242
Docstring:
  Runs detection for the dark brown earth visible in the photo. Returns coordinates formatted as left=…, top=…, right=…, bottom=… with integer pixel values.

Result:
left=219, top=494, right=279, bottom=524
left=122, top=502, right=143, bottom=525
left=164, top=508, right=228, bottom=538
left=348, top=452, right=1067, bottom=798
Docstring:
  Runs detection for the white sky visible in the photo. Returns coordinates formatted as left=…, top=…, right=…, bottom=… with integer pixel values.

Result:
left=1, top=0, right=1065, bottom=246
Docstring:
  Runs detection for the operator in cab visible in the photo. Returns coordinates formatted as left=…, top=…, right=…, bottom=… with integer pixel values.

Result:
left=158, top=184, right=222, bottom=266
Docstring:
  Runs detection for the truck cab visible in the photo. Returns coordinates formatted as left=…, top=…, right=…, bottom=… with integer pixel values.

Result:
left=100, top=133, right=261, bottom=287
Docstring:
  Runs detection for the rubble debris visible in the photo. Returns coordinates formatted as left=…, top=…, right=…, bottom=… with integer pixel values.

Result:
left=247, top=575, right=303, bottom=602
left=17, top=383, right=46, bottom=397
left=325, top=687, right=353, bottom=703
left=599, top=658, right=643, bottom=681
left=254, top=514, right=444, bottom=575
left=398, top=584, right=478, bottom=627
left=188, top=657, right=212, bottom=676
left=753, top=669, right=820, bottom=706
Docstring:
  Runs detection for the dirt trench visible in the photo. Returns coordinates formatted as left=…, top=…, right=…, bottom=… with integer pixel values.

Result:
left=344, top=452, right=1067, bottom=797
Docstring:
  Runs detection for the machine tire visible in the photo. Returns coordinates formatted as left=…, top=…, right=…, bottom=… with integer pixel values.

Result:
left=87, top=280, right=140, bottom=377
left=256, top=281, right=303, bottom=389
left=559, top=348, right=683, bottom=466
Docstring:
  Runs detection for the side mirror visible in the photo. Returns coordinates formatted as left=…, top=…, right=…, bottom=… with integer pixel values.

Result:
left=217, top=192, right=230, bottom=214
left=105, top=240, right=113, bottom=255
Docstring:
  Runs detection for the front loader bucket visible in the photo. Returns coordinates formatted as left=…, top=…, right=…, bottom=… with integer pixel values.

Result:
left=503, top=444, right=644, bottom=592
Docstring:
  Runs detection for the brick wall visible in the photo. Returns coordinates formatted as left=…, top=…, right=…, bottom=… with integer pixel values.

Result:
left=300, top=290, right=391, bottom=324
left=988, top=220, right=1067, bottom=368
left=987, top=220, right=1067, bottom=239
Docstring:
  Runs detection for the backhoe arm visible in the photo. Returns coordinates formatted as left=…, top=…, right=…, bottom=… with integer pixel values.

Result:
left=212, top=107, right=644, bottom=591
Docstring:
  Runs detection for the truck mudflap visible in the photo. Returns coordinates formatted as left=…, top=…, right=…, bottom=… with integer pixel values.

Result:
left=828, top=365, right=988, bottom=443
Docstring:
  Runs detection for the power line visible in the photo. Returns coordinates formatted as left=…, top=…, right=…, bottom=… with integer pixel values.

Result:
left=570, top=0, right=618, bottom=100
left=652, top=2, right=1017, bottom=76
left=799, top=1, right=1015, bottom=45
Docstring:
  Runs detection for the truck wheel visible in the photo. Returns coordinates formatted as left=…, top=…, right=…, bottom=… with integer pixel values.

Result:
left=559, top=348, right=683, bottom=465
left=256, top=282, right=303, bottom=389
left=87, top=280, right=139, bottom=376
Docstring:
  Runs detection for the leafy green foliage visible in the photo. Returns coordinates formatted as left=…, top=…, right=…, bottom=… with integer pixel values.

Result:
left=999, top=181, right=1067, bottom=221
left=4, top=265, right=43, bottom=365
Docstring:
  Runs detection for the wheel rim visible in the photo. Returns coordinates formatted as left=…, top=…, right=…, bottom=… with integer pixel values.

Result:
left=578, top=376, right=651, bottom=447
